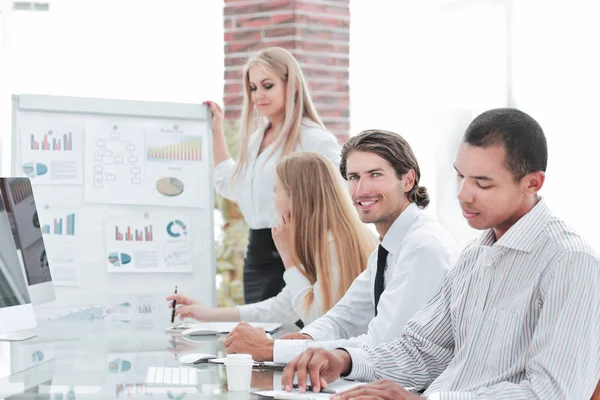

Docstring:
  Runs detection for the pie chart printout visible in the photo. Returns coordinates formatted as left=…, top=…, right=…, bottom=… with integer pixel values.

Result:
left=108, top=252, right=132, bottom=267
left=156, top=177, right=184, bottom=197
left=22, top=162, right=48, bottom=177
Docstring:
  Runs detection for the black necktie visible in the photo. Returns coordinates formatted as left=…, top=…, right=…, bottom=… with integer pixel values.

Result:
left=374, top=244, right=388, bottom=316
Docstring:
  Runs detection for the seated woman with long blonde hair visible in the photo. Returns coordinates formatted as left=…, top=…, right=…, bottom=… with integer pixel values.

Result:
left=168, top=152, right=377, bottom=324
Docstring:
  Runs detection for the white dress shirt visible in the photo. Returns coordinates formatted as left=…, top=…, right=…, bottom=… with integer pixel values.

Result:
left=213, top=118, right=341, bottom=229
left=273, top=203, right=460, bottom=363
left=344, top=199, right=600, bottom=399
left=237, top=236, right=341, bottom=324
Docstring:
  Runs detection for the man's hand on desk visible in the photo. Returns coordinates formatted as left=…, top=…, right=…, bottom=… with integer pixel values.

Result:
left=223, top=321, right=274, bottom=361
left=331, top=379, right=425, bottom=400
left=279, top=332, right=314, bottom=340
left=281, top=348, right=351, bottom=393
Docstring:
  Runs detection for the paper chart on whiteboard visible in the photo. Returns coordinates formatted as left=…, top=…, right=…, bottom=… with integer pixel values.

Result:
left=84, top=119, right=207, bottom=208
left=105, top=215, right=193, bottom=273
left=19, top=117, right=84, bottom=185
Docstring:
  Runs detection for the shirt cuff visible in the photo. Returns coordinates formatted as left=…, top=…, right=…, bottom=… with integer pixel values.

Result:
left=273, top=339, right=311, bottom=364
left=283, top=267, right=311, bottom=294
left=341, top=347, right=375, bottom=382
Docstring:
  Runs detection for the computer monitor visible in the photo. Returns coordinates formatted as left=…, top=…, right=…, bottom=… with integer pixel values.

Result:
left=0, top=178, right=55, bottom=305
left=0, top=185, right=37, bottom=341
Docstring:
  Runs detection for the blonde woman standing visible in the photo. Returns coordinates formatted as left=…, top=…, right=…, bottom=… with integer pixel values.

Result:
left=206, top=47, right=341, bottom=305
left=169, top=152, right=377, bottom=324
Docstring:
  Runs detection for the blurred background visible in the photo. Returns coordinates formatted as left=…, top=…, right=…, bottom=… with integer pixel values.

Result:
left=1, top=0, right=599, bottom=305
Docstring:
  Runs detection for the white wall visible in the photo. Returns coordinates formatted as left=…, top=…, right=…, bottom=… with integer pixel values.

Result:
left=511, top=0, right=600, bottom=249
left=350, top=0, right=600, bottom=251
left=1, top=0, right=224, bottom=174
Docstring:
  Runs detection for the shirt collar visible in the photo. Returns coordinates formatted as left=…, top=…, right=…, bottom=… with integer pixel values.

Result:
left=476, top=197, right=552, bottom=252
left=380, top=202, right=422, bottom=254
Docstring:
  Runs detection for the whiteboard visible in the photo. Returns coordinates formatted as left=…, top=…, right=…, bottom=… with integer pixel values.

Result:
left=10, top=94, right=216, bottom=316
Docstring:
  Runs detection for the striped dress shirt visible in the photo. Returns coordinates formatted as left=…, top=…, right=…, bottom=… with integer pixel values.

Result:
left=344, top=198, right=600, bottom=399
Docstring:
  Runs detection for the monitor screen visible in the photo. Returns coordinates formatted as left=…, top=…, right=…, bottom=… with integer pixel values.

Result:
left=0, top=192, right=31, bottom=308
left=0, top=178, right=52, bottom=288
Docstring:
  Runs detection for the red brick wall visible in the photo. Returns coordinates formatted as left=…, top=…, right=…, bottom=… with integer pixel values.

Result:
left=223, top=0, right=350, bottom=143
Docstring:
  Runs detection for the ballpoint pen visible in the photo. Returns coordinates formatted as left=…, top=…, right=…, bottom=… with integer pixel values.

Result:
left=170, top=285, right=177, bottom=324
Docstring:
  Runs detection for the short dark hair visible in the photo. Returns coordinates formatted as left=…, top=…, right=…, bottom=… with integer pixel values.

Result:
left=340, top=129, right=430, bottom=209
left=463, top=108, right=548, bottom=180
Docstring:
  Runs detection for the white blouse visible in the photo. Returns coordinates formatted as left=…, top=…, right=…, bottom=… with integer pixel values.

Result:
left=213, top=118, right=341, bottom=229
left=237, top=237, right=341, bottom=325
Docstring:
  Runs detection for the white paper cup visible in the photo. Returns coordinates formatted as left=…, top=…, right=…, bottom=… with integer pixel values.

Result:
left=225, top=354, right=253, bottom=392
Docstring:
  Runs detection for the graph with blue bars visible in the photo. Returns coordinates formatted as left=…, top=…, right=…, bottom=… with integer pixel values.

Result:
left=30, top=131, right=73, bottom=151
left=42, top=213, right=75, bottom=235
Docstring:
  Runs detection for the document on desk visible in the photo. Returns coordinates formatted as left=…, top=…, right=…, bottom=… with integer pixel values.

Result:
left=254, top=379, right=366, bottom=398
left=254, top=391, right=331, bottom=399
left=181, top=322, right=282, bottom=334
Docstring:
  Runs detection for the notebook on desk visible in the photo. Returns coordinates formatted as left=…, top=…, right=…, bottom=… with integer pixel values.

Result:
left=173, top=322, right=282, bottom=336
left=198, top=322, right=282, bottom=333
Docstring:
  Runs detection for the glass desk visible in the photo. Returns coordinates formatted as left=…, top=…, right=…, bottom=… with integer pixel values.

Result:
left=0, top=319, right=295, bottom=399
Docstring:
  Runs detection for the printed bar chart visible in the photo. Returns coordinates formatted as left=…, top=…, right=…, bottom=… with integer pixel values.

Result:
left=30, top=132, right=72, bottom=151
left=147, top=137, right=202, bottom=162
left=42, top=213, right=75, bottom=235
left=115, top=224, right=153, bottom=242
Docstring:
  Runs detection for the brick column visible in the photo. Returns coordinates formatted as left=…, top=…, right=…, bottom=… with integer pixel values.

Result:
left=223, top=0, right=350, bottom=142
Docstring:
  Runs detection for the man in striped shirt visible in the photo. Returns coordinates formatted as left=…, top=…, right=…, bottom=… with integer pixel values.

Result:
left=281, top=108, right=600, bottom=399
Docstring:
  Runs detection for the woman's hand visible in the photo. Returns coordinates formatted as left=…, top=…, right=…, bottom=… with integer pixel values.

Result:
left=166, top=294, right=215, bottom=321
left=204, top=100, right=231, bottom=166
left=272, top=212, right=294, bottom=269
left=203, top=100, right=225, bottom=137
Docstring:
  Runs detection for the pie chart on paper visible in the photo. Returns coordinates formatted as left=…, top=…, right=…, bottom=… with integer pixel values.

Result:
left=166, top=220, right=187, bottom=238
left=22, top=162, right=48, bottom=178
left=108, top=358, right=132, bottom=373
left=156, top=177, right=184, bottom=197
left=108, top=252, right=132, bottom=267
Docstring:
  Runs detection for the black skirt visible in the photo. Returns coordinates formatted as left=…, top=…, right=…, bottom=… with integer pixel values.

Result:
left=243, top=228, right=286, bottom=304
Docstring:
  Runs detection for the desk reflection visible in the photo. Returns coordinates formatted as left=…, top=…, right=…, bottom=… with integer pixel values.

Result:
left=0, top=319, right=293, bottom=399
